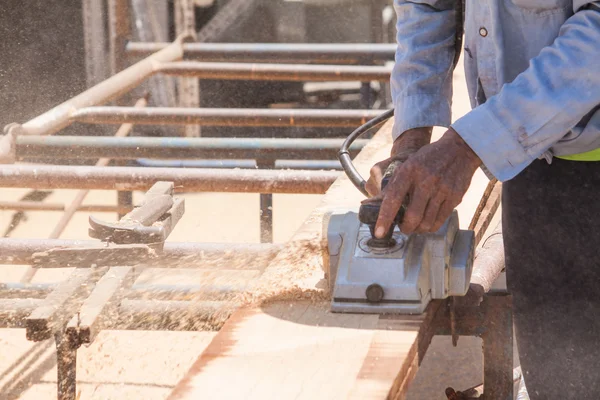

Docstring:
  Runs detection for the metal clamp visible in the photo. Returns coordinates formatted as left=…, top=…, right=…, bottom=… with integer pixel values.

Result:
left=89, top=181, right=183, bottom=244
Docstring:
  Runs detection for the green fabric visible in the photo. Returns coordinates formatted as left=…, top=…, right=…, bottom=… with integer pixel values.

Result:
left=556, top=147, right=600, bottom=161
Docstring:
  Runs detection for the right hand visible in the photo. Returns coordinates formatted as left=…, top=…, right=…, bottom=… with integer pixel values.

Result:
left=364, top=127, right=432, bottom=197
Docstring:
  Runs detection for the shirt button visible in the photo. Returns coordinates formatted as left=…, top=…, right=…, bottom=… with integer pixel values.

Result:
left=479, top=27, right=488, bottom=37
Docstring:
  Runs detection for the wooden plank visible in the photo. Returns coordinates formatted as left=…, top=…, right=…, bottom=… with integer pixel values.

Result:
left=65, top=266, right=136, bottom=345
left=169, top=120, right=486, bottom=399
left=169, top=301, right=443, bottom=400
left=26, top=268, right=98, bottom=341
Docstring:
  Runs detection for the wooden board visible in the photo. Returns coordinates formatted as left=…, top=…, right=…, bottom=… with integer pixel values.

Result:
left=169, top=302, right=442, bottom=400
left=169, top=120, right=489, bottom=399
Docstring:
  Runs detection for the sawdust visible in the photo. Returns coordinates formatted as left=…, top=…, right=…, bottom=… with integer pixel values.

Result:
left=176, top=235, right=332, bottom=330
left=237, top=235, right=330, bottom=307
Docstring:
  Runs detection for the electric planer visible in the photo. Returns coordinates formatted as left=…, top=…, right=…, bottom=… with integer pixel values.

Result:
left=324, top=111, right=474, bottom=314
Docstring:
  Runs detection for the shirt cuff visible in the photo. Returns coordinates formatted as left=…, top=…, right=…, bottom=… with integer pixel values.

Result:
left=392, top=93, right=452, bottom=141
left=451, top=104, right=534, bottom=182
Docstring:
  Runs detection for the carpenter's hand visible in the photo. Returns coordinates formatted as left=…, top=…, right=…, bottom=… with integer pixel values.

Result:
left=374, top=128, right=481, bottom=237
left=365, top=127, right=432, bottom=197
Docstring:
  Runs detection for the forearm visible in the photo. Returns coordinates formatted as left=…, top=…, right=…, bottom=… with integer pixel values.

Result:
left=391, top=0, right=458, bottom=140
left=452, top=3, right=600, bottom=181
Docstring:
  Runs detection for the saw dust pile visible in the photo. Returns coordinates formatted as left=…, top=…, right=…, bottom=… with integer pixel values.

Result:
left=238, top=234, right=331, bottom=307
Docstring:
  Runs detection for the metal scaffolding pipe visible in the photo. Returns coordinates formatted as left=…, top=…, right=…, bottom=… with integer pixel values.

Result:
left=70, top=107, right=384, bottom=128
left=0, top=165, right=338, bottom=193
left=16, top=136, right=367, bottom=161
left=0, top=201, right=131, bottom=213
left=0, top=238, right=282, bottom=266
left=134, top=159, right=342, bottom=170
left=156, top=62, right=392, bottom=81
left=7, top=38, right=185, bottom=138
left=126, top=42, right=397, bottom=63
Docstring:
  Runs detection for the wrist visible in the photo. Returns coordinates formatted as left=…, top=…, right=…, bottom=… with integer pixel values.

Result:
left=443, top=128, right=481, bottom=168
left=391, top=127, right=432, bottom=158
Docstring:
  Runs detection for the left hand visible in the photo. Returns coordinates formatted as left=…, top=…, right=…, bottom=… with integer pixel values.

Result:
left=373, top=128, right=482, bottom=237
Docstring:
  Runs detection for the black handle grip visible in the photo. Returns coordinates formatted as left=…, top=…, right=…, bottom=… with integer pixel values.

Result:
left=381, top=161, right=398, bottom=191
left=358, top=161, right=407, bottom=228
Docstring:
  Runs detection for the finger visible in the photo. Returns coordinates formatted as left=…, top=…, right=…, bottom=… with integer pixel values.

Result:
left=374, top=167, right=412, bottom=238
left=361, top=194, right=382, bottom=205
left=415, top=192, right=445, bottom=233
left=366, top=160, right=391, bottom=196
left=431, top=200, right=456, bottom=232
left=365, top=179, right=380, bottom=197
left=400, top=184, right=432, bottom=234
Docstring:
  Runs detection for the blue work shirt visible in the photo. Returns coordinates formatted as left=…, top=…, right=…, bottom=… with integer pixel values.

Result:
left=390, top=0, right=600, bottom=181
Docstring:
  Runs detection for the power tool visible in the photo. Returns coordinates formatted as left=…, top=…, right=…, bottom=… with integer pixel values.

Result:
left=324, top=111, right=474, bottom=314
left=323, top=3, right=469, bottom=314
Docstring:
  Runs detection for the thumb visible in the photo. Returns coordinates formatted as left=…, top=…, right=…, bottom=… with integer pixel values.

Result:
left=366, top=159, right=394, bottom=197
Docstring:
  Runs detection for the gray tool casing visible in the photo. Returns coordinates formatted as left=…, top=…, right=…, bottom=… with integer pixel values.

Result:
left=325, top=210, right=474, bottom=314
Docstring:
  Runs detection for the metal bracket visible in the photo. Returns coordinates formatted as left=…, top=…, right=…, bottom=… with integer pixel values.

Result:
left=88, top=181, right=184, bottom=245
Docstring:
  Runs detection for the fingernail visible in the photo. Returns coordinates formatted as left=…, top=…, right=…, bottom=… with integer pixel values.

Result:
left=375, top=226, right=385, bottom=238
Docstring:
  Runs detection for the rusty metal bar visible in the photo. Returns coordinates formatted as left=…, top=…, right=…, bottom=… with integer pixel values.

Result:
left=55, top=332, right=77, bottom=400
left=4, top=38, right=184, bottom=138
left=69, top=107, right=383, bottom=127
left=472, top=222, right=504, bottom=294
left=135, top=159, right=343, bottom=170
left=126, top=42, right=398, bottom=63
left=175, top=0, right=200, bottom=137
left=0, top=201, right=131, bottom=213
left=16, top=136, right=367, bottom=161
left=0, top=165, right=338, bottom=193
left=0, top=238, right=282, bottom=267
left=156, top=62, right=393, bottom=81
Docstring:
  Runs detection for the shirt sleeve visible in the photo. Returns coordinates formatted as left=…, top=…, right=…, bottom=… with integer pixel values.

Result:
left=451, top=2, right=600, bottom=181
left=391, top=0, right=459, bottom=140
